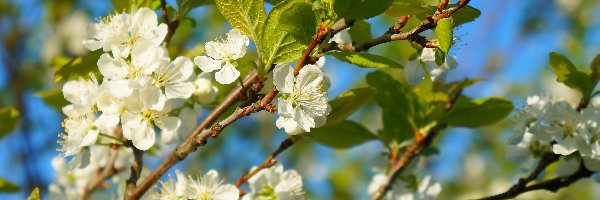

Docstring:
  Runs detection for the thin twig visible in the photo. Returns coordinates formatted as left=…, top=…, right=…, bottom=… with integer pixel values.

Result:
left=235, top=136, right=300, bottom=188
left=125, top=145, right=144, bottom=197
left=160, top=0, right=180, bottom=46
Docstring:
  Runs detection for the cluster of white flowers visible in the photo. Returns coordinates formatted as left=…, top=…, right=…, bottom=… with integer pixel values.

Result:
left=242, top=163, right=305, bottom=200
left=368, top=173, right=442, bottom=200
left=508, top=94, right=600, bottom=171
left=273, top=62, right=331, bottom=135
left=194, top=29, right=249, bottom=84
left=404, top=48, right=458, bottom=86
left=156, top=170, right=238, bottom=200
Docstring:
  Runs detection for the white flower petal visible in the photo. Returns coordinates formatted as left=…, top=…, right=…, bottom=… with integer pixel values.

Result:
left=98, top=53, right=129, bottom=80
left=133, top=125, right=155, bottom=150
left=404, top=60, right=424, bottom=86
left=194, top=56, right=222, bottom=72
left=273, top=63, right=294, bottom=94
left=215, top=62, right=240, bottom=84
left=165, top=82, right=195, bottom=99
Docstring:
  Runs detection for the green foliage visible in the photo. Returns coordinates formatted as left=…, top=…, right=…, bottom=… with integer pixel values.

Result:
left=330, top=52, right=403, bottom=69
left=549, top=52, right=592, bottom=97
left=452, top=5, right=481, bottom=26
left=52, top=51, right=102, bottom=83
left=177, top=0, right=213, bottom=17
left=37, top=87, right=69, bottom=111
left=0, top=107, right=19, bottom=140
left=347, top=20, right=372, bottom=42
left=589, top=54, right=600, bottom=84
left=366, top=71, right=426, bottom=144
left=310, top=120, right=377, bottom=149
left=0, top=177, right=20, bottom=193
left=334, top=0, right=394, bottom=20
left=214, top=0, right=266, bottom=43
left=27, top=188, right=39, bottom=200
left=327, top=87, right=375, bottom=125
left=385, top=0, right=435, bottom=17
left=112, top=0, right=160, bottom=12
left=260, top=0, right=316, bottom=73
left=441, top=96, right=514, bottom=128
left=435, top=18, right=453, bottom=53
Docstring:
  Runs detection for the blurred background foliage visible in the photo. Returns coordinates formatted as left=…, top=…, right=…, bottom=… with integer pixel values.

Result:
left=1, top=0, right=600, bottom=199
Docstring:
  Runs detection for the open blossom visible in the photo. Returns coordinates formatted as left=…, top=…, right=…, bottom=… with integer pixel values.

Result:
left=193, top=72, right=219, bottom=104
left=156, top=170, right=188, bottom=200
left=368, top=174, right=441, bottom=200
left=121, top=91, right=181, bottom=150
left=147, top=56, right=195, bottom=103
left=62, top=76, right=99, bottom=117
left=404, top=48, right=458, bottom=85
left=273, top=63, right=331, bottom=135
left=242, top=164, right=304, bottom=200
left=83, top=7, right=167, bottom=52
left=187, top=170, right=239, bottom=200
left=194, top=29, right=249, bottom=84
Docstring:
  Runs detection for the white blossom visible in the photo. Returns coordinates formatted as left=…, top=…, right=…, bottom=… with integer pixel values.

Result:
left=194, top=29, right=249, bottom=84
left=187, top=170, right=239, bottom=200
left=156, top=170, right=188, bottom=200
left=193, top=72, right=219, bottom=104
left=273, top=63, right=331, bottom=134
left=404, top=48, right=458, bottom=86
left=243, top=164, right=304, bottom=200
left=367, top=174, right=441, bottom=200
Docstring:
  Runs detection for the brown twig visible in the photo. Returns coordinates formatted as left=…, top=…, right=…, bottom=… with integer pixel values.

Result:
left=320, top=0, right=471, bottom=53
left=160, top=0, right=180, bottom=46
left=125, top=145, right=144, bottom=196
left=235, top=136, right=300, bottom=189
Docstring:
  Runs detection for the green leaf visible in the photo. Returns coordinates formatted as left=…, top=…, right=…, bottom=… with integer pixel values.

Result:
left=53, top=51, right=103, bottom=83
left=279, top=1, right=316, bottom=45
left=37, top=88, right=69, bottom=111
left=27, top=188, right=39, bottom=200
left=590, top=54, right=600, bottom=84
left=385, top=0, right=435, bottom=17
left=177, top=0, right=213, bottom=16
left=0, top=177, right=20, bottom=193
left=327, top=88, right=375, bottom=125
left=334, top=0, right=394, bottom=20
left=549, top=52, right=592, bottom=96
left=441, top=96, right=514, bottom=128
left=366, top=71, right=426, bottom=144
left=435, top=17, right=453, bottom=53
left=214, top=0, right=266, bottom=43
left=260, top=0, right=315, bottom=73
left=310, top=120, right=377, bottom=149
left=330, top=52, right=403, bottom=69
left=347, top=20, right=372, bottom=42
left=0, top=107, right=19, bottom=140
left=112, top=0, right=161, bottom=12
left=452, top=5, right=481, bottom=26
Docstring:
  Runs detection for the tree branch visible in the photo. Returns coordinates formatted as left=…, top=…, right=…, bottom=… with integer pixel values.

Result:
left=320, top=0, right=471, bottom=53
left=125, top=145, right=144, bottom=197
left=235, top=136, right=300, bottom=189
left=476, top=161, right=592, bottom=200
left=160, top=0, right=179, bottom=46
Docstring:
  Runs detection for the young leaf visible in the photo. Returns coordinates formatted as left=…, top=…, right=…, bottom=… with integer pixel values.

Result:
left=36, top=87, right=69, bottom=111
left=260, top=0, right=315, bottom=73
left=435, top=18, right=453, bottom=53
left=334, top=0, right=394, bottom=20
left=385, top=0, right=435, bottom=17
left=279, top=1, right=316, bottom=45
left=452, top=5, right=481, bottom=26
left=549, top=52, right=592, bottom=96
left=366, top=71, right=425, bottom=144
left=347, top=20, right=372, bottom=42
left=330, top=52, right=403, bottom=69
left=441, top=96, right=514, bottom=128
left=327, top=87, right=375, bottom=125
left=214, top=0, right=266, bottom=43
left=590, top=54, right=600, bottom=83
left=0, top=177, right=20, bottom=193
left=309, top=120, right=377, bottom=149
left=0, top=107, right=19, bottom=140
left=27, top=188, right=39, bottom=200
left=53, top=51, right=102, bottom=83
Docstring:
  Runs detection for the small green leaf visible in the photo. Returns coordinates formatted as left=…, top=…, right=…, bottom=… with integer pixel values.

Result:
left=385, top=0, right=435, bottom=17
left=177, top=0, right=213, bottom=16
left=590, top=54, right=600, bottom=83
left=260, top=0, right=315, bottom=73
left=330, top=52, right=403, bottom=69
left=441, top=96, right=514, bottom=128
left=0, top=177, right=20, bottom=193
left=37, top=87, right=69, bottom=111
left=0, top=107, right=19, bottom=139
left=334, top=0, right=394, bottom=20
left=27, top=187, right=39, bottom=200
left=310, top=120, right=377, bottom=149
left=214, top=0, right=266, bottom=43
left=451, top=5, right=481, bottom=26
left=347, top=20, right=372, bottom=42
left=366, top=71, right=426, bottom=144
left=549, top=52, right=592, bottom=96
left=53, top=51, right=103, bottom=83
left=327, top=88, right=375, bottom=125
left=435, top=17, right=453, bottom=53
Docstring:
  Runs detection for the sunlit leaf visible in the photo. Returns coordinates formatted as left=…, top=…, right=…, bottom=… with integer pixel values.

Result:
left=435, top=17, right=453, bottom=53
left=441, top=96, right=513, bottom=128
left=327, top=87, right=375, bottom=125
left=549, top=52, right=592, bottom=97
left=0, top=177, right=20, bottom=193
left=0, top=107, right=19, bottom=140
left=330, top=52, right=403, bottom=69
left=310, top=120, right=377, bottom=149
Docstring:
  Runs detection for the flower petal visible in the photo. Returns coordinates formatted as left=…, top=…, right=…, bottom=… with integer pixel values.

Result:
left=165, top=82, right=195, bottom=99
left=273, top=63, right=294, bottom=94
left=194, top=56, right=222, bottom=72
left=215, top=62, right=240, bottom=84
